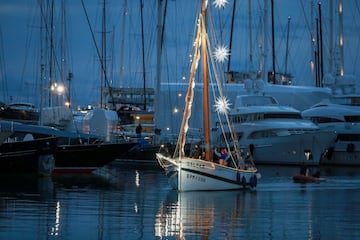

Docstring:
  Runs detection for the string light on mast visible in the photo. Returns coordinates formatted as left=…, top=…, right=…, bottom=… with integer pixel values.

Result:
left=214, top=96, right=231, bottom=114
left=213, top=45, right=230, bottom=63
left=213, top=0, right=228, bottom=8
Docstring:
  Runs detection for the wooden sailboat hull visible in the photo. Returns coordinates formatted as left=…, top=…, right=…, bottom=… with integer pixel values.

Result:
left=157, top=153, right=259, bottom=191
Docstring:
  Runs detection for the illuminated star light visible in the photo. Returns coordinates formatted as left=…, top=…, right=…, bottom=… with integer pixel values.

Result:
left=213, top=0, right=228, bottom=8
left=214, top=96, right=231, bottom=114
left=213, top=45, right=230, bottom=63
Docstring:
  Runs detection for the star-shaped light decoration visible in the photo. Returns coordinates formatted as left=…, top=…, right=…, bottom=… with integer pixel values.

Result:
left=213, top=45, right=230, bottom=63
left=214, top=96, right=231, bottom=114
left=213, top=0, right=228, bottom=8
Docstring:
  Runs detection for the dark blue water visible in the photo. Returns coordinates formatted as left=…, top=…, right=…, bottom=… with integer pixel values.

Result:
left=0, top=162, right=359, bottom=240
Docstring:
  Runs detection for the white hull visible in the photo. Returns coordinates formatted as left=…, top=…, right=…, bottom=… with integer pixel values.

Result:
left=301, top=97, right=360, bottom=166
left=321, top=141, right=360, bottom=165
left=239, top=131, right=337, bottom=165
left=156, top=153, right=259, bottom=191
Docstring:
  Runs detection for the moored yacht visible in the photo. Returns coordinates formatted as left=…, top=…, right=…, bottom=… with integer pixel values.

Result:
left=302, top=95, right=360, bottom=165
left=0, top=124, right=56, bottom=175
left=0, top=102, right=39, bottom=124
left=0, top=119, right=136, bottom=174
left=215, top=94, right=337, bottom=166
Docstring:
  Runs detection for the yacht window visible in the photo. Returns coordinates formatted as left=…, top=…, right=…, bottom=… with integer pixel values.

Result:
left=344, top=116, right=360, bottom=123
left=337, top=134, right=360, bottom=141
left=332, top=97, right=360, bottom=106
left=264, top=113, right=302, bottom=119
left=242, top=96, right=278, bottom=106
left=218, top=132, right=243, bottom=144
left=312, top=117, right=343, bottom=123
left=248, top=130, right=277, bottom=139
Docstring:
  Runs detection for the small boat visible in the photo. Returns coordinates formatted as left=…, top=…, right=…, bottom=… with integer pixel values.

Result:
left=156, top=0, right=260, bottom=191
left=293, top=174, right=326, bottom=183
left=0, top=102, right=39, bottom=124
left=302, top=96, right=360, bottom=166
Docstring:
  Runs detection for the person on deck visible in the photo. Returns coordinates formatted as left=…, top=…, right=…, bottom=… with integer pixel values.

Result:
left=190, top=145, right=201, bottom=159
left=214, top=148, right=230, bottom=165
left=136, top=123, right=142, bottom=138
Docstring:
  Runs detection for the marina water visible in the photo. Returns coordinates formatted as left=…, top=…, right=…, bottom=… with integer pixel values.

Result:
left=0, top=161, right=359, bottom=239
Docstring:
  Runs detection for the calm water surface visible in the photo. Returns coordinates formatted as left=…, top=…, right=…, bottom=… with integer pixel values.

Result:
left=0, top=161, right=359, bottom=240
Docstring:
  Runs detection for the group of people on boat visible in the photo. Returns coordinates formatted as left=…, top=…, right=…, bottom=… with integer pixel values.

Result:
left=189, top=144, right=255, bottom=170
left=189, top=144, right=205, bottom=160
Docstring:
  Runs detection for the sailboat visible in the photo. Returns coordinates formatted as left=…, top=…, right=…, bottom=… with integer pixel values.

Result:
left=156, top=0, right=260, bottom=191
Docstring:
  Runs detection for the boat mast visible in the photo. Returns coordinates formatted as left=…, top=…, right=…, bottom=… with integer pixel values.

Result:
left=270, top=0, right=275, bottom=84
left=227, top=0, right=236, bottom=73
left=80, top=0, right=114, bottom=108
left=39, top=0, right=45, bottom=125
left=49, top=0, right=55, bottom=106
left=140, top=0, right=147, bottom=110
left=154, top=0, right=166, bottom=113
left=262, top=0, right=268, bottom=82
left=284, top=16, right=290, bottom=76
left=315, top=17, right=320, bottom=87
left=318, top=2, right=324, bottom=86
left=338, top=0, right=344, bottom=76
left=328, top=0, right=334, bottom=75
left=259, top=15, right=264, bottom=79
left=100, top=0, right=106, bottom=108
left=248, top=0, right=254, bottom=72
left=201, top=0, right=212, bottom=161
left=118, top=0, right=127, bottom=88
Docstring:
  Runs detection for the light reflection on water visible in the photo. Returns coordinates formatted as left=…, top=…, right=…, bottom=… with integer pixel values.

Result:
left=0, top=163, right=359, bottom=239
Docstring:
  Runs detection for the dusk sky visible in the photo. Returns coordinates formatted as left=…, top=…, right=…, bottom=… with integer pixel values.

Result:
left=0, top=0, right=359, bottom=108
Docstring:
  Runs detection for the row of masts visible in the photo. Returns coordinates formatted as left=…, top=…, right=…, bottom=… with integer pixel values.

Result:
left=38, top=0, right=349, bottom=111
left=99, top=0, right=150, bottom=111
left=226, top=0, right=346, bottom=87
left=39, top=0, right=73, bottom=118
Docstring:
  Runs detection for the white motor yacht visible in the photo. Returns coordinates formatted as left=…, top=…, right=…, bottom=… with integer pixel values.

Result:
left=302, top=96, right=360, bottom=165
left=215, top=94, right=337, bottom=166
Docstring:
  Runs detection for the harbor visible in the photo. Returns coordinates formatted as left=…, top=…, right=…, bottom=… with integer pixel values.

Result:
left=1, top=0, right=360, bottom=238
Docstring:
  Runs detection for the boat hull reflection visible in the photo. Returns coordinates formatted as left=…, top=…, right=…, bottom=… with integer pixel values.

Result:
left=155, top=190, right=256, bottom=239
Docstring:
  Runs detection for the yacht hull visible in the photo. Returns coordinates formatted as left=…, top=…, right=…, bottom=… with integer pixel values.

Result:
left=239, top=131, right=337, bottom=165
left=54, top=142, right=137, bottom=173
left=0, top=136, right=56, bottom=175
left=321, top=141, right=360, bottom=166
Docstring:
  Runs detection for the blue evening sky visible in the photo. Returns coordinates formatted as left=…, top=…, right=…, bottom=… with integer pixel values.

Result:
left=0, top=0, right=359, bottom=107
